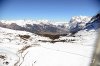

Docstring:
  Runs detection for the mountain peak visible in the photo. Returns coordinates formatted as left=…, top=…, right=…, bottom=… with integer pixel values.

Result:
left=70, top=16, right=92, bottom=23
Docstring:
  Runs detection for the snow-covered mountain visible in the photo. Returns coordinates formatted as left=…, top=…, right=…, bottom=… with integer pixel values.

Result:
left=69, top=16, right=92, bottom=34
left=0, top=13, right=100, bottom=35
left=0, top=20, right=69, bottom=35
left=85, top=13, right=100, bottom=30
left=69, top=13, right=100, bottom=34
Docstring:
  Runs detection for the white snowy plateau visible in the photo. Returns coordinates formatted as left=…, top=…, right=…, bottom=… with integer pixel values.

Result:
left=0, top=15, right=100, bottom=66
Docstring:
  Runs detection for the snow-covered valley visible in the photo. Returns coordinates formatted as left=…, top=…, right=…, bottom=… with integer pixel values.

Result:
left=0, top=13, right=100, bottom=66
left=0, top=27, right=97, bottom=66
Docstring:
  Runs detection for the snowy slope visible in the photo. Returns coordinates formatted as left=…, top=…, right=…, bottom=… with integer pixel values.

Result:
left=0, top=26, right=97, bottom=66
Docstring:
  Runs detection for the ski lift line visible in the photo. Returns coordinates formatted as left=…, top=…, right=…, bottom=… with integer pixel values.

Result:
left=41, top=46, right=91, bottom=58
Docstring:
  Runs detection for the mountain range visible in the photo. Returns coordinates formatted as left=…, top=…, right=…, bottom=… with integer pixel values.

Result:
left=0, top=13, right=100, bottom=37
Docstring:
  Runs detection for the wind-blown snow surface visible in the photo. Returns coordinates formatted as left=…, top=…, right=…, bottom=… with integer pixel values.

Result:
left=0, top=26, right=97, bottom=66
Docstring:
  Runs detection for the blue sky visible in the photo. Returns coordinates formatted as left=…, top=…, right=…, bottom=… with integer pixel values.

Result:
left=0, top=0, right=100, bottom=21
